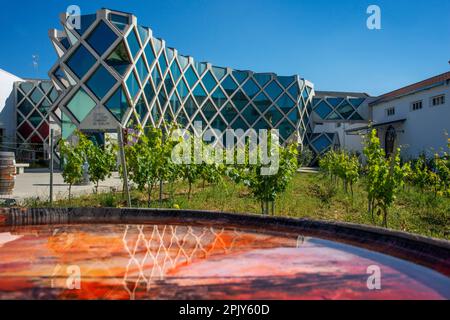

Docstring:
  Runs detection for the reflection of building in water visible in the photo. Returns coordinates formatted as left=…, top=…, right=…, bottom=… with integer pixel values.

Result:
left=121, top=224, right=296, bottom=300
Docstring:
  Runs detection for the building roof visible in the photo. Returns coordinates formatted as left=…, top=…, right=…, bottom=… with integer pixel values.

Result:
left=315, top=91, right=370, bottom=98
left=370, top=71, right=450, bottom=106
left=345, top=118, right=407, bottom=134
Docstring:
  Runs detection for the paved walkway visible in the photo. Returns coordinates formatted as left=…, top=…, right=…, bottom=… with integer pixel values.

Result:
left=2, top=170, right=123, bottom=204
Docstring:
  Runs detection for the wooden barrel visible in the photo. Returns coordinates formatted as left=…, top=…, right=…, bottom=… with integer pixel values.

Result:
left=0, top=152, right=16, bottom=196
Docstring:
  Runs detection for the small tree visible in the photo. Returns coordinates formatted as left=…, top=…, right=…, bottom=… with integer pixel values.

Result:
left=363, top=129, right=408, bottom=227
left=59, top=134, right=85, bottom=202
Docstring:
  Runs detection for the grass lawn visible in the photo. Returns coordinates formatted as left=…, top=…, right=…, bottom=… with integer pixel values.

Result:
left=24, top=172, right=450, bottom=240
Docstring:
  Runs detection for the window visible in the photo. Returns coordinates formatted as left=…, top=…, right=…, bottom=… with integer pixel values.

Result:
left=411, top=100, right=423, bottom=111
left=431, top=95, right=445, bottom=106
left=386, top=107, right=395, bottom=116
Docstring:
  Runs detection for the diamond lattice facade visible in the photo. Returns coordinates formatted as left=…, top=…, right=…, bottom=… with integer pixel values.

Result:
left=47, top=8, right=315, bottom=147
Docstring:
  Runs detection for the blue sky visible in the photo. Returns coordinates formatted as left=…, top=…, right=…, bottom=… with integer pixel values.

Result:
left=0, top=0, right=448, bottom=96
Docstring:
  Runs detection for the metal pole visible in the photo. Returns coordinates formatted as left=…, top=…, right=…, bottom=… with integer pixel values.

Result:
left=118, top=127, right=131, bottom=207
left=159, top=129, right=164, bottom=206
left=49, top=129, right=54, bottom=206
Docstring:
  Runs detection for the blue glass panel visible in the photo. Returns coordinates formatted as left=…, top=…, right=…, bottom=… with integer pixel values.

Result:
left=17, top=90, right=25, bottom=103
left=28, top=111, right=42, bottom=127
left=326, top=97, right=344, bottom=107
left=177, top=110, right=188, bottom=127
left=302, top=88, right=309, bottom=102
left=158, top=53, right=167, bottom=76
left=144, top=43, right=155, bottom=67
left=349, top=97, right=365, bottom=108
left=40, top=82, right=52, bottom=94
left=277, top=94, right=295, bottom=112
left=158, top=90, right=167, bottom=109
left=312, top=135, right=332, bottom=153
left=350, top=112, right=364, bottom=120
left=314, top=101, right=332, bottom=119
left=193, top=84, right=207, bottom=105
left=30, top=88, right=44, bottom=104
left=279, top=122, right=295, bottom=141
left=185, top=96, right=197, bottom=117
left=265, top=81, right=283, bottom=100
left=105, top=86, right=129, bottom=121
left=220, top=103, right=237, bottom=123
left=253, top=92, right=271, bottom=113
left=62, top=112, right=76, bottom=139
left=232, top=71, right=248, bottom=84
left=60, top=37, right=70, bottom=50
left=178, top=55, right=189, bottom=70
left=86, top=65, right=117, bottom=100
left=336, top=101, right=355, bottom=119
left=66, top=45, right=96, bottom=79
left=49, top=88, right=59, bottom=102
left=212, top=67, right=226, bottom=81
left=152, top=38, right=162, bottom=55
left=254, top=74, right=271, bottom=88
left=326, top=111, right=341, bottom=120
left=127, top=29, right=140, bottom=59
left=202, top=71, right=217, bottom=92
left=241, top=104, right=259, bottom=122
left=312, top=98, right=322, bottom=106
left=164, top=76, right=174, bottom=95
left=184, top=66, right=198, bottom=88
left=109, top=13, right=128, bottom=31
left=136, top=55, right=149, bottom=83
left=221, top=75, right=238, bottom=96
left=243, top=78, right=260, bottom=99
left=67, top=88, right=96, bottom=122
left=20, top=82, right=34, bottom=94
left=137, top=25, right=149, bottom=44
left=264, top=106, right=283, bottom=126
left=195, top=62, right=207, bottom=76
left=135, top=95, right=148, bottom=121
left=288, top=82, right=299, bottom=99
left=211, top=114, right=227, bottom=132
left=166, top=48, right=175, bottom=63
left=86, top=20, right=118, bottom=56
left=74, top=14, right=96, bottom=36
left=231, top=117, right=249, bottom=131
left=287, top=108, right=299, bottom=122
left=176, top=78, right=189, bottom=101
left=254, top=117, right=270, bottom=130
left=144, top=82, right=155, bottom=103
left=151, top=65, right=161, bottom=88
left=211, top=87, right=227, bottom=108
left=231, top=90, right=249, bottom=110
left=151, top=102, right=161, bottom=125
left=126, top=71, right=140, bottom=100
left=170, top=60, right=182, bottom=83
left=170, top=92, right=181, bottom=114
left=278, top=76, right=294, bottom=89
left=18, top=99, right=33, bottom=116
left=202, top=100, right=216, bottom=120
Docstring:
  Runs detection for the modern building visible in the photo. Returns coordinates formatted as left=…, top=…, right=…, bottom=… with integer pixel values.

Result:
left=347, top=72, right=450, bottom=158
left=0, top=8, right=448, bottom=165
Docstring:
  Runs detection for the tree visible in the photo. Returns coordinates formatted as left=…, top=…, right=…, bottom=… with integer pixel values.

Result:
left=59, top=132, right=85, bottom=202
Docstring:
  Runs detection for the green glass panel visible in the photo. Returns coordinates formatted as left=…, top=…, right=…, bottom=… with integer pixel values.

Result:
left=326, top=111, right=341, bottom=120
left=279, top=122, right=295, bottom=141
left=126, top=71, right=140, bottom=100
left=105, top=86, right=130, bottom=122
left=17, top=113, right=24, bottom=127
left=350, top=112, right=364, bottom=120
left=86, top=20, right=118, bottom=56
left=62, top=112, right=76, bottom=139
left=106, top=41, right=132, bottom=76
left=18, top=99, right=34, bottom=116
left=66, top=45, right=96, bottom=80
left=38, top=98, right=52, bottom=116
left=127, top=29, right=141, bottom=59
left=243, top=78, right=260, bottom=99
left=86, top=65, right=117, bottom=100
left=30, top=88, right=44, bottom=104
left=20, top=82, right=34, bottom=94
left=336, top=101, right=355, bottom=119
left=49, top=88, right=59, bottom=102
left=241, top=104, right=259, bottom=122
left=40, top=82, right=53, bottom=94
left=254, top=74, right=271, bottom=88
left=67, top=88, right=96, bottom=122
left=28, top=111, right=42, bottom=127
left=253, top=92, right=271, bottom=113
left=17, top=90, right=24, bottom=103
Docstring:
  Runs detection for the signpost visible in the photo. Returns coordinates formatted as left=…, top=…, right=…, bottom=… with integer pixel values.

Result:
left=118, top=126, right=131, bottom=208
left=49, top=129, right=54, bottom=206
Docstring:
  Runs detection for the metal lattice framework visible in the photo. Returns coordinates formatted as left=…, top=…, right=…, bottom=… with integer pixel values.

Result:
left=14, top=80, right=61, bottom=159
left=48, top=8, right=315, bottom=145
left=311, top=94, right=367, bottom=122
left=121, top=224, right=297, bottom=300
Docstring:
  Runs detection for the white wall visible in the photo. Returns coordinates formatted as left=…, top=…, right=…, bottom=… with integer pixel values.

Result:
left=0, top=69, right=22, bottom=147
left=371, top=82, right=450, bottom=159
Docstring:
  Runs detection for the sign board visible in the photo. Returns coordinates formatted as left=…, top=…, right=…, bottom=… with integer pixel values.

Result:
left=79, top=105, right=120, bottom=131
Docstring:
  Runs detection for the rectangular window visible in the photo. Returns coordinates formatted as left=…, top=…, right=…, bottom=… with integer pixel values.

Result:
left=431, top=95, right=445, bottom=106
left=386, top=107, right=395, bottom=116
left=411, top=100, right=423, bottom=111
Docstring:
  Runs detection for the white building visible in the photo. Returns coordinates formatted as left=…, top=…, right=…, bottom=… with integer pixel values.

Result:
left=0, top=69, right=22, bottom=151
left=347, top=72, right=450, bottom=159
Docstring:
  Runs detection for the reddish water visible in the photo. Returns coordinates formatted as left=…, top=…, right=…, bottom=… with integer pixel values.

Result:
left=0, top=223, right=448, bottom=300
